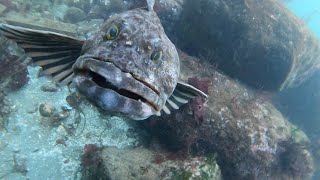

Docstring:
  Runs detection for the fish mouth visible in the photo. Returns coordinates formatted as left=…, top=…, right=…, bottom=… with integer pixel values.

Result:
left=88, top=70, right=158, bottom=110
left=72, top=57, right=162, bottom=119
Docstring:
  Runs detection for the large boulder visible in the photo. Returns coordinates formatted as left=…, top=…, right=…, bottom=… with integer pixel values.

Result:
left=145, top=51, right=314, bottom=179
left=172, top=0, right=320, bottom=91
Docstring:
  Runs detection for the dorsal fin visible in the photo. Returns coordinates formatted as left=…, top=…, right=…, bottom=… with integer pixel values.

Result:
left=161, top=81, right=208, bottom=114
left=0, top=23, right=84, bottom=85
left=147, top=0, right=155, bottom=11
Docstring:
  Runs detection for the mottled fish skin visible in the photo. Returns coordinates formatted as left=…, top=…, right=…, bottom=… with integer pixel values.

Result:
left=72, top=8, right=180, bottom=120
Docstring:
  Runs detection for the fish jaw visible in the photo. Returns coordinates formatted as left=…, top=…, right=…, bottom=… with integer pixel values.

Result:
left=72, top=57, right=162, bottom=120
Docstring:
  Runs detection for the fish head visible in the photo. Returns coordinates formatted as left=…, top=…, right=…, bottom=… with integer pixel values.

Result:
left=72, top=8, right=180, bottom=120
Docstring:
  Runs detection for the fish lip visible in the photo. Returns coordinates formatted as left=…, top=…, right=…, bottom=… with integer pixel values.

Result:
left=130, top=74, right=160, bottom=96
left=73, top=74, right=155, bottom=120
left=73, top=57, right=161, bottom=112
left=75, top=55, right=161, bottom=96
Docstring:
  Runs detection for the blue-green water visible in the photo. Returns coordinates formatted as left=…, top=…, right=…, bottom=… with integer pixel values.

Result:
left=284, top=2, right=320, bottom=180
left=287, top=0, right=320, bottom=38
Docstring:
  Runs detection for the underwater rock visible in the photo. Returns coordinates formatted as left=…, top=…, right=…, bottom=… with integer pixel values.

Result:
left=0, top=37, right=29, bottom=91
left=93, top=147, right=221, bottom=180
left=145, top=51, right=314, bottom=179
left=80, top=144, right=109, bottom=179
left=40, top=83, right=58, bottom=92
left=39, top=103, right=55, bottom=117
left=51, top=3, right=69, bottom=21
left=52, top=111, right=70, bottom=121
left=66, top=92, right=84, bottom=109
left=277, top=139, right=314, bottom=179
left=0, top=90, right=11, bottom=129
left=0, top=0, right=16, bottom=12
left=150, top=0, right=320, bottom=91
left=88, top=0, right=127, bottom=19
left=0, top=3, right=7, bottom=15
left=76, top=18, right=104, bottom=38
left=65, top=0, right=94, bottom=14
left=61, top=105, right=72, bottom=112
left=0, top=36, right=29, bottom=121
left=64, top=6, right=86, bottom=23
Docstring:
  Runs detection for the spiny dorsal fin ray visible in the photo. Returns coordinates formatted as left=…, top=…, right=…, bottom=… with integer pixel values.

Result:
left=161, top=81, right=208, bottom=115
left=0, top=23, right=84, bottom=85
left=147, top=0, right=155, bottom=11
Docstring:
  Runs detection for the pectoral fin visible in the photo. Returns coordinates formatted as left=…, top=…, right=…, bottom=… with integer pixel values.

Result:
left=0, top=23, right=84, bottom=85
left=161, top=81, right=208, bottom=114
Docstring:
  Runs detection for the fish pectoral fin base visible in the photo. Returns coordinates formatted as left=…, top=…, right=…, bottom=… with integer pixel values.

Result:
left=0, top=23, right=84, bottom=85
left=161, top=81, right=208, bottom=115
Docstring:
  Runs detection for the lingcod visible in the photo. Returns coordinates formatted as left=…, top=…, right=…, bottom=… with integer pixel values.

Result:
left=0, top=0, right=207, bottom=120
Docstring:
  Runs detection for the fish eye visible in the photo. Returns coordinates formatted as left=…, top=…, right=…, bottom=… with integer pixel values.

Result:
left=150, top=50, right=162, bottom=63
left=105, top=25, right=119, bottom=40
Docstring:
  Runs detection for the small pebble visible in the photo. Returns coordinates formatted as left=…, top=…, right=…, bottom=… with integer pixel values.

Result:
left=61, top=105, right=72, bottom=112
left=66, top=92, right=83, bottom=109
left=40, top=83, right=58, bottom=92
left=64, top=7, right=86, bottom=23
left=52, top=111, right=70, bottom=121
left=12, top=147, right=20, bottom=153
left=39, top=103, right=55, bottom=117
left=50, top=111, right=70, bottom=126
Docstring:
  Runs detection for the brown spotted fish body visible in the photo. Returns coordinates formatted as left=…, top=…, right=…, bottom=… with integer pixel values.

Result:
left=0, top=0, right=207, bottom=120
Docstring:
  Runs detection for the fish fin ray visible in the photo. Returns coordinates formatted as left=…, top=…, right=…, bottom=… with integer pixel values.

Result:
left=161, top=105, right=171, bottom=114
left=147, top=0, right=155, bottom=11
left=161, top=81, right=208, bottom=114
left=175, top=81, right=208, bottom=100
left=0, top=23, right=84, bottom=85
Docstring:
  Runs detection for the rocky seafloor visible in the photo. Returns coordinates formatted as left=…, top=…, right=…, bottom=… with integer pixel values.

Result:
left=0, top=0, right=319, bottom=179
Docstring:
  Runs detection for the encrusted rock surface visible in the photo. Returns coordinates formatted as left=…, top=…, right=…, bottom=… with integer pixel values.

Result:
left=145, top=51, right=314, bottom=179
left=82, top=146, right=221, bottom=179
left=0, top=36, right=29, bottom=122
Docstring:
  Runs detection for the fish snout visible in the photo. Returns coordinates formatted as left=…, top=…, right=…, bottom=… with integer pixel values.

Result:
left=72, top=57, right=164, bottom=119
